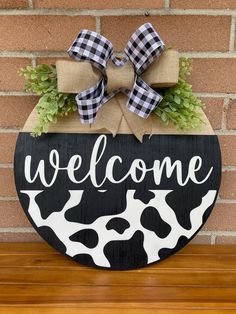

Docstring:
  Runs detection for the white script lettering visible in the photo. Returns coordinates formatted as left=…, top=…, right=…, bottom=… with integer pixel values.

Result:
left=24, top=135, right=213, bottom=188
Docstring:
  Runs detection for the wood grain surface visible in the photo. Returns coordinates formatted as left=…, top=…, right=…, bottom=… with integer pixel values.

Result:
left=0, top=243, right=235, bottom=313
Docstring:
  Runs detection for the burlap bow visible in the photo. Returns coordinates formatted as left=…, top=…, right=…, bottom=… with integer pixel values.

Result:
left=57, top=23, right=179, bottom=142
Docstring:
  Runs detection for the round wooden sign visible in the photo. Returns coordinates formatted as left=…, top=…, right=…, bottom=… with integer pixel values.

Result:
left=14, top=109, right=221, bottom=270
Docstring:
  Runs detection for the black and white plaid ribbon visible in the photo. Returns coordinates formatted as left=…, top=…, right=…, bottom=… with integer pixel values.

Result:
left=68, top=23, right=165, bottom=124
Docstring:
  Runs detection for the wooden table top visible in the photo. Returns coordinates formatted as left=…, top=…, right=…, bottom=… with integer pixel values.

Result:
left=0, top=243, right=235, bottom=313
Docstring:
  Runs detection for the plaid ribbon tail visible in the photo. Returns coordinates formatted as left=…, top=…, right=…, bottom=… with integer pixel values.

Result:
left=76, top=78, right=116, bottom=123
left=76, top=79, right=106, bottom=124
left=127, top=77, right=163, bottom=119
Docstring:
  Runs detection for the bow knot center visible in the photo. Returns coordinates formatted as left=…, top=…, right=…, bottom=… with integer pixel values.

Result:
left=106, top=59, right=135, bottom=93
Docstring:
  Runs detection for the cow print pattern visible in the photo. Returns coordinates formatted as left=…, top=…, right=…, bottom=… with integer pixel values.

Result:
left=21, top=189, right=216, bottom=269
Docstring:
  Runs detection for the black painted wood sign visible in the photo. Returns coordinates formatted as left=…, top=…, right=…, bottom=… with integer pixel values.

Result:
left=14, top=111, right=221, bottom=270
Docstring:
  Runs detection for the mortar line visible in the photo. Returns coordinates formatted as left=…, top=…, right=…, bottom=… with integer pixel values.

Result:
left=1, top=194, right=235, bottom=204
left=199, top=231, right=236, bottom=236
left=222, top=166, right=236, bottom=171
left=0, top=128, right=21, bottom=133
left=210, top=235, right=216, bottom=244
left=96, top=16, right=101, bottom=33
left=0, top=92, right=34, bottom=96
left=0, top=228, right=234, bottom=235
left=195, top=92, right=236, bottom=98
left=221, top=97, right=230, bottom=130
left=2, top=51, right=236, bottom=58
left=0, top=51, right=67, bottom=58
left=229, top=16, right=236, bottom=51
left=1, top=163, right=236, bottom=170
left=180, top=51, right=236, bottom=58
left=5, top=163, right=236, bottom=170
left=1, top=8, right=236, bottom=16
left=0, top=164, right=13, bottom=168
left=0, top=227, right=36, bottom=233
left=31, top=57, right=37, bottom=68
left=0, top=197, right=232, bottom=203
left=0, top=229, right=235, bottom=235
left=0, top=91, right=236, bottom=98
left=28, top=0, right=33, bottom=9
left=164, top=0, right=170, bottom=9
left=0, top=196, right=19, bottom=201
left=215, top=130, right=236, bottom=135
left=217, top=198, right=236, bottom=204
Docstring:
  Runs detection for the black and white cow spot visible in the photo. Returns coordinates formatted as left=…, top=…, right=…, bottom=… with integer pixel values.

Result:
left=141, top=206, right=171, bottom=238
left=65, top=188, right=127, bottom=224
left=134, top=189, right=156, bottom=204
left=106, top=218, right=130, bottom=234
left=165, top=188, right=203, bottom=230
left=73, top=253, right=95, bottom=267
left=104, top=231, right=148, bottom=270
left=69, top=229, right=99, bottom=249
left=39, top=226, right=67, bottom=254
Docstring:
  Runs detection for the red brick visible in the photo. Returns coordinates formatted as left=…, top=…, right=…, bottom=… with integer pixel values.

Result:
left=220, top=171, right=236, bottom=199
left=0, top=168, right=16, bottom=196
left=0, top=133, right=18, bottom=163
left=0, top=96, right=38, bottom=128
left=0, top=201, right=30, bottom=227
left=0, top=58, right=31, bottom=91
left=0, top=0, right=28, bottom=8
left=219, top=135, right=236, bottom=166
left=203, top=203, right=236, bottom=231
left=0, top=232, right=42, bottom=242
left=201, top=98, right=224, bottom=130
left=35, top=0, right=164, bottom=9
left=189, top=59, right=236, bottom=93
left=101, top=16, right=231, bottom=52
left=227, top=99, right=236, bottom=129
left=171, top=0, right=236, bottom=9
left=215, top=236, right=236, bottom=244
left=0, top=16, right=95, bottom=51
left=190, top=235, right=211, bottom=244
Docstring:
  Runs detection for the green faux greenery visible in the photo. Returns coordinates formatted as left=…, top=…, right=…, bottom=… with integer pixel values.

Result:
left=19, top=57, right=204, bottom=136
left=155, top=58, right=204, bottom=129
left=19, top=64, right=77, bottom=136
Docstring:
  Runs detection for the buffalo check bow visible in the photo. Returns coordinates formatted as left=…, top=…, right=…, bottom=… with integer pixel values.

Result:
left=68, top=23, right=165, bottom=124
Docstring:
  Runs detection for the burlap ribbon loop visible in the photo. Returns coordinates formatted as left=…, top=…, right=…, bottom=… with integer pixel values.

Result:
left=106, top=60, right=135, bottom=93
left=57, top=24, right=180, bottom=142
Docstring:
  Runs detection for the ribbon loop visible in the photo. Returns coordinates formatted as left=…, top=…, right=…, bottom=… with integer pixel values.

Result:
left=68, top=30, right=114, bottom=71
left=67, top=23, right=165, bottom=125
left=124, top=23, right=165, bottom=75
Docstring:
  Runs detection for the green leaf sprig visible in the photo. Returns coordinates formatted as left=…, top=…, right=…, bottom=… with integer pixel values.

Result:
left=19, top=64, right=77, bottom=136
left=155, top=57, right=204, bottom=129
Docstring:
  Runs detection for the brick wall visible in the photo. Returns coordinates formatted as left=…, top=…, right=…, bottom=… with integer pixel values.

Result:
left=0, top=0, right=235, bottom=244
